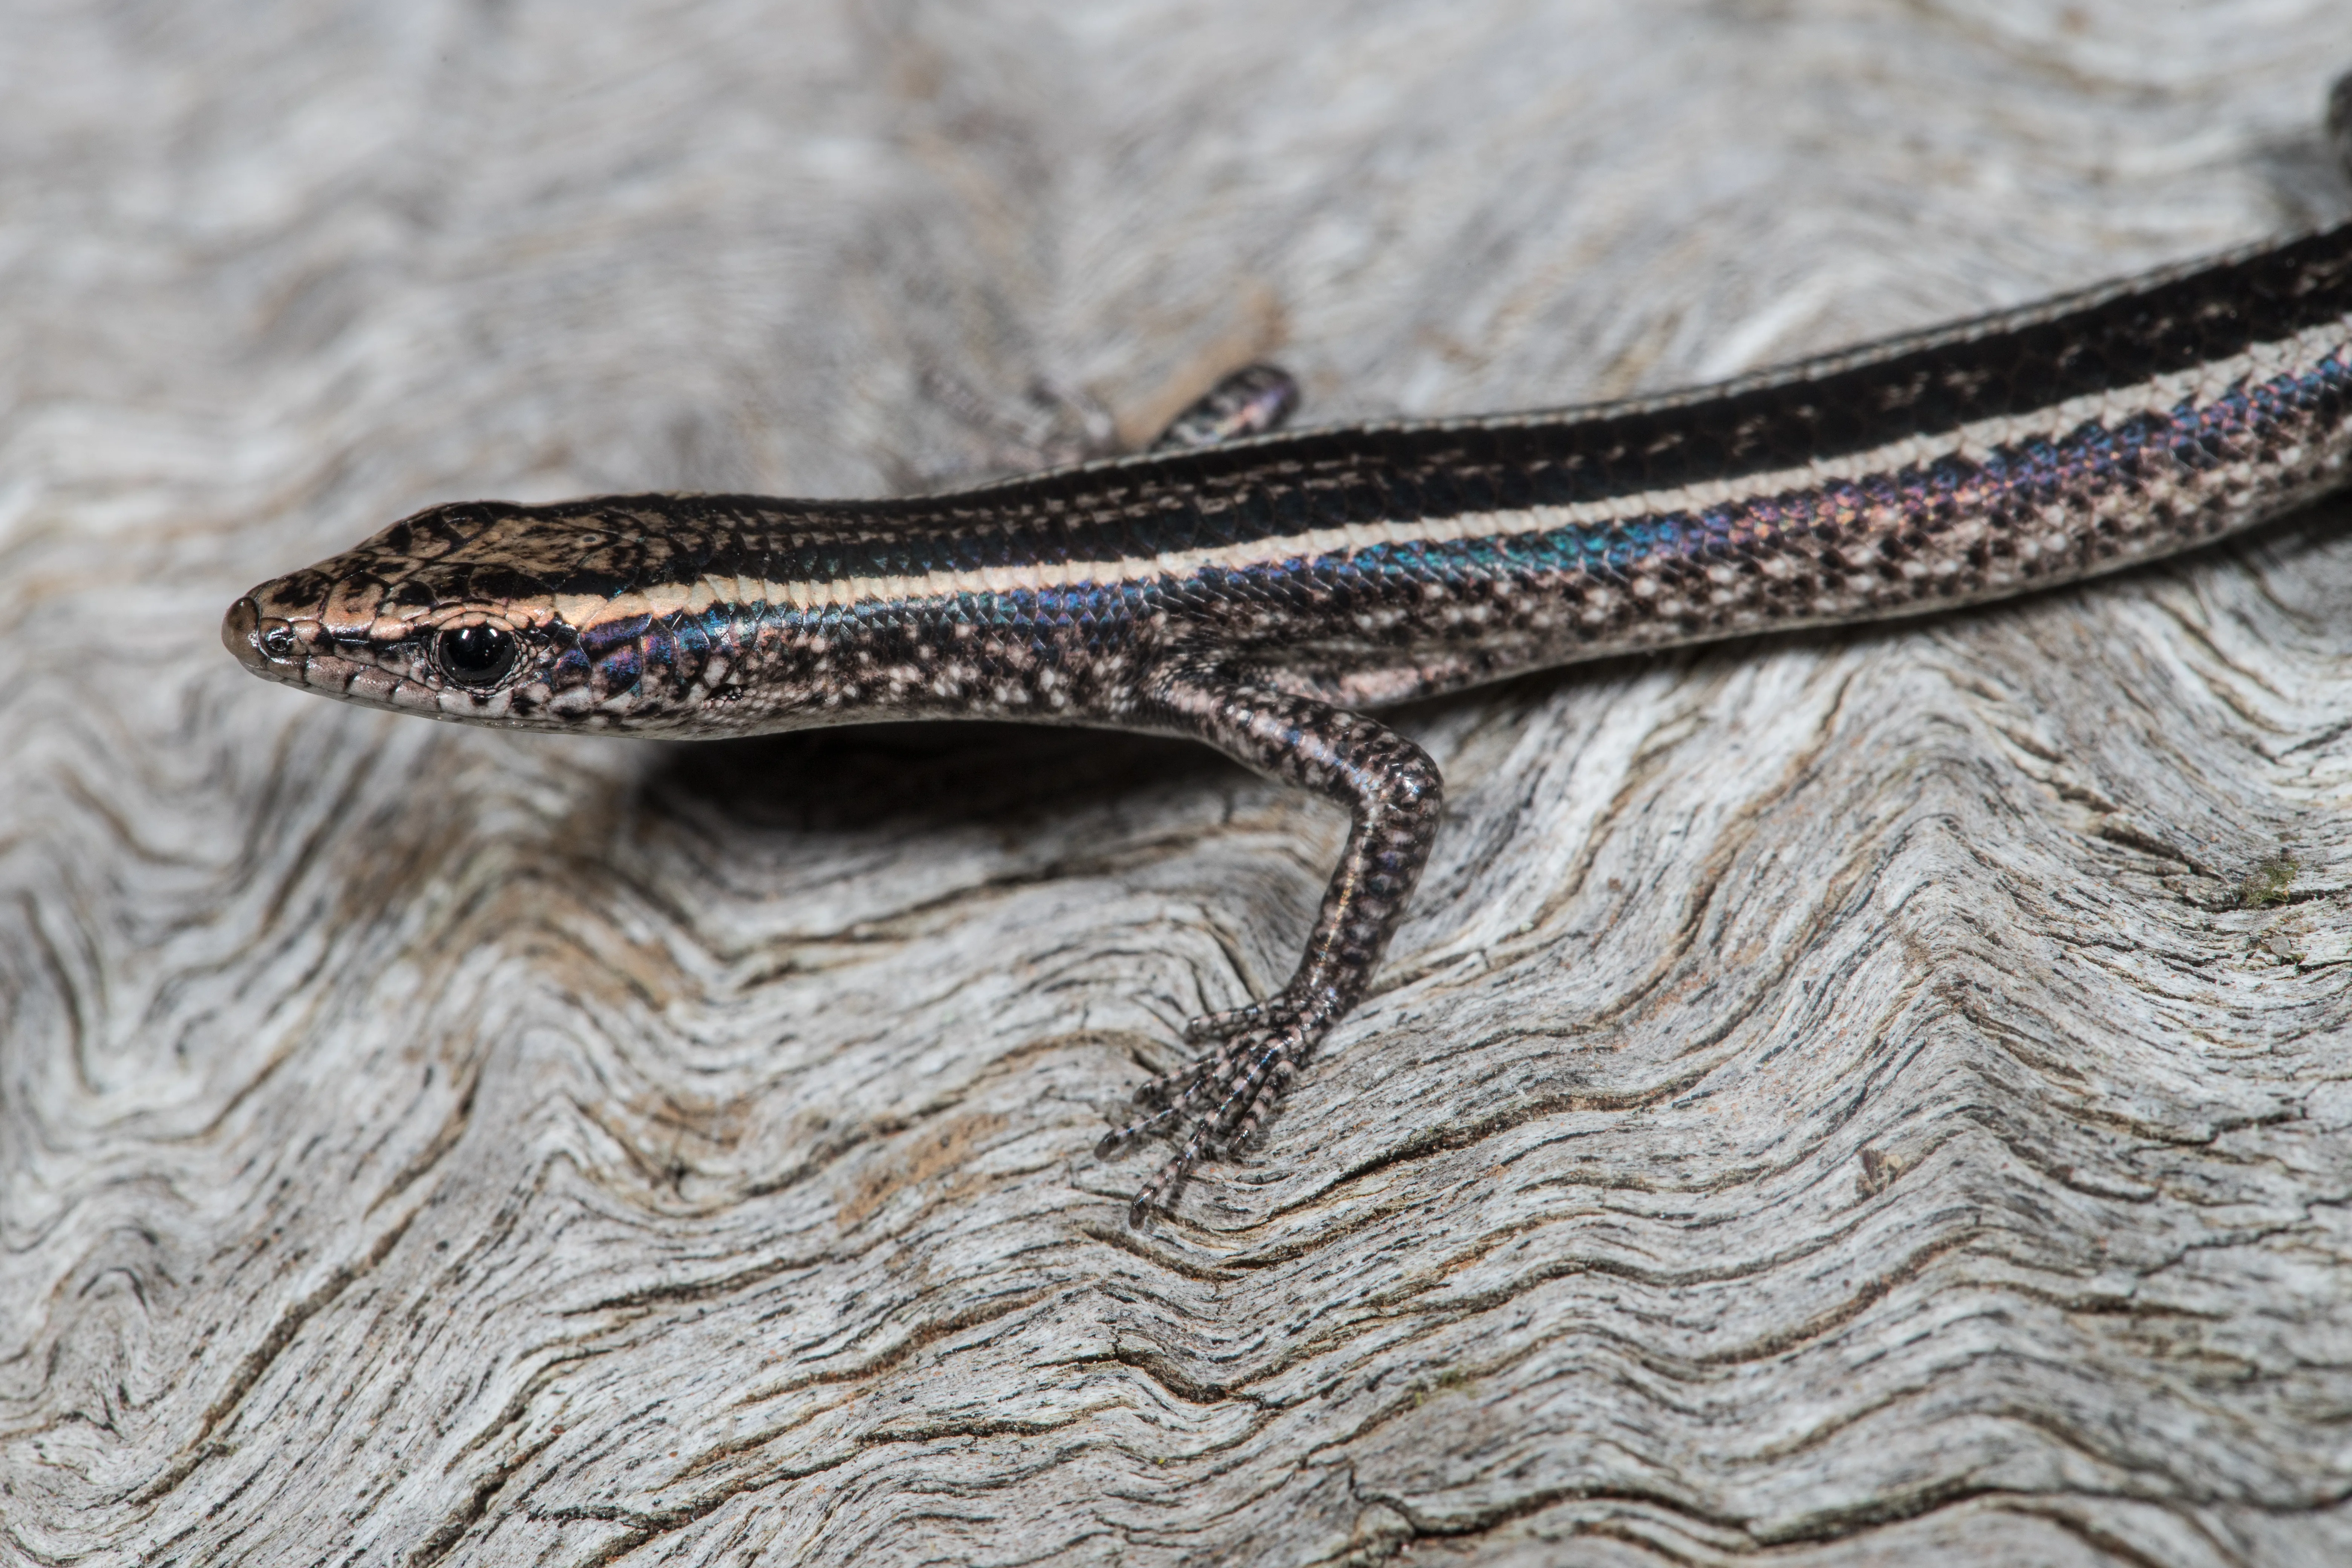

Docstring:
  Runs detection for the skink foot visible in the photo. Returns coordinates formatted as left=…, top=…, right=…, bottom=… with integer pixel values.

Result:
left=1096, top=994, right=1331, bottom=1226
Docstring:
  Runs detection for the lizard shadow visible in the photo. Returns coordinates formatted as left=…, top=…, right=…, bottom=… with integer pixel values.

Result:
left=633, top=720, right=1232, bottom=838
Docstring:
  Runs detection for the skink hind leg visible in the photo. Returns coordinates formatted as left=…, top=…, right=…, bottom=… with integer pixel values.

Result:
left=1097, top=667, right=1443, bottom=1226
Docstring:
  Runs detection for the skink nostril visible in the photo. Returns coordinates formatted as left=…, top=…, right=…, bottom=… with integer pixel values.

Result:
left=222, top=596, right=302, bottom=671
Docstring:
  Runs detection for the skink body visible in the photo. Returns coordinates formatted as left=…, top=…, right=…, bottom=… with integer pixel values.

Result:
left=227, top=217, right=2352, bottom=1221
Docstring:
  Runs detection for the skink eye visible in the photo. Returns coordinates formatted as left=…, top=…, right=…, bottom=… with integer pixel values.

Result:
left=435, top=624, right=518, bottom=687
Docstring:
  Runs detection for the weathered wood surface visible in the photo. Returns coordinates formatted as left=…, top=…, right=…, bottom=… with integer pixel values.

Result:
left=9, top=3, right=2352, bottom=1563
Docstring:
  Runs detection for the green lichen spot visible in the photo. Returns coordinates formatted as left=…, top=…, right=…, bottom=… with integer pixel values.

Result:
left=2239, top=853, right=2298, bottom=908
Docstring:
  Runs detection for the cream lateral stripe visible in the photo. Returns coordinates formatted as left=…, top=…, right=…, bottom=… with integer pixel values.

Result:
left=564, top=325, right=2338, bottom=629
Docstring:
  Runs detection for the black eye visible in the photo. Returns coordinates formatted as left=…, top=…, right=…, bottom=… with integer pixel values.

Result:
left=259, top=623, right=298, bottom=661
left=434, top=624, right=518, bottom=687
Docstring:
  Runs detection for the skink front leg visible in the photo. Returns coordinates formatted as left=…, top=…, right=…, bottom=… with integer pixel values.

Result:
left=1100, top=663, right=1444, bottom=1225
left=1148, top=363, right=1300, bottom=449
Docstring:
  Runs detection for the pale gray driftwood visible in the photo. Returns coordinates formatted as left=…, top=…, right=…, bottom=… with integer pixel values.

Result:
left=7, top=3, right=2352, bottom=1564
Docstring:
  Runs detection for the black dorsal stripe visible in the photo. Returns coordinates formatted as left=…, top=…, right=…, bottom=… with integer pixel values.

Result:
left=436, top=222, right=2352, bottom=604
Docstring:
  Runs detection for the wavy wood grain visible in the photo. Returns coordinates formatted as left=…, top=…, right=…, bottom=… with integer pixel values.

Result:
left=7, top=3, right=2352, bottom=1564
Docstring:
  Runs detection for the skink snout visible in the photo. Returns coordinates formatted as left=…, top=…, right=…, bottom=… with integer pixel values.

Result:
left=223, top=594, right=304, bottom=676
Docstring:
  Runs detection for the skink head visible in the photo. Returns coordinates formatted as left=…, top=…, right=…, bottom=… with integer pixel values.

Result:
left=225, top=498, right=743, bottom=733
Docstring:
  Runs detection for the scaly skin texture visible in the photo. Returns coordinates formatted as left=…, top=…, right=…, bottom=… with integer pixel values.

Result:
left=227, top=220, right=2352, bottom=1221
